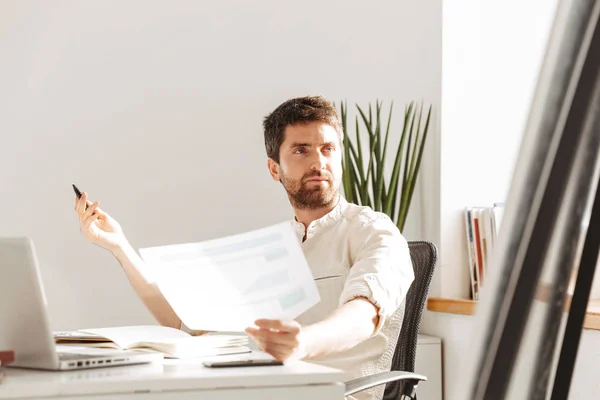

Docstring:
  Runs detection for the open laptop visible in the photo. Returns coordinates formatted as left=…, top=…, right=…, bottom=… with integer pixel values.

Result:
left=0, top=237, right=163, bottom=370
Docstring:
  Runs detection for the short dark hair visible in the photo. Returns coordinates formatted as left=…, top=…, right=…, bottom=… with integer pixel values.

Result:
left=263, top=96, right=343, bottom=163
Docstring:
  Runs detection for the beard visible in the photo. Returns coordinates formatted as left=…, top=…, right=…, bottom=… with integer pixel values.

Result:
left=280, top=170, right=338, bottom=211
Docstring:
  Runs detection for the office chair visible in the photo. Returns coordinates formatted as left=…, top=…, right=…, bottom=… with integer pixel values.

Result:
left=344, top=241, right=438, bottom=400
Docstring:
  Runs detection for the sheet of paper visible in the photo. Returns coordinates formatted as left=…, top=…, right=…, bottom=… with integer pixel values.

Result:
left=139, top=222, right=320, bottom=331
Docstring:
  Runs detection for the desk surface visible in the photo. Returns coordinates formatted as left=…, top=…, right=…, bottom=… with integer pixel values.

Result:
left=0, top=352, right=345, bottom=399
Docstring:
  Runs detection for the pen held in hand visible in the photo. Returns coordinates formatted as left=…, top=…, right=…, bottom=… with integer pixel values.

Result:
left=72, top=183, right=96, bottom=215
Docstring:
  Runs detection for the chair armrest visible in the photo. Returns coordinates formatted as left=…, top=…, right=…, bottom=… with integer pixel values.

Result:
left=344, top=371, right=427, bottom=397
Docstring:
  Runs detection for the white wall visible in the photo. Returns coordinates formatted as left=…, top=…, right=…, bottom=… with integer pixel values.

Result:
left=439, top=0, right=558, bottom=298
left=570, top=329, right=600, bottom=399
left=0, top=0, right=441, bottom=330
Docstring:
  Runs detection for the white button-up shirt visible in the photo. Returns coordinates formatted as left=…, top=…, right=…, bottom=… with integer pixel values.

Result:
left=292, top=196, right=414, bottom=400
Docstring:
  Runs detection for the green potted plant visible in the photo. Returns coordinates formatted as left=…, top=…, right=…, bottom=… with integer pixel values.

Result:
left=339, top=100, right=432, bottom=233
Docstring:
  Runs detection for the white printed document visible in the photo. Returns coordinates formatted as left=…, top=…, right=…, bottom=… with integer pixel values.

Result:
left=139, top=222, right=320, bottom=331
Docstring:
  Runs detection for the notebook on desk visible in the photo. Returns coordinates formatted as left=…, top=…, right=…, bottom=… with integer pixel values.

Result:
left=0, top=237, right=163, bottom=370
left=54, top=326, right=251, bottom=359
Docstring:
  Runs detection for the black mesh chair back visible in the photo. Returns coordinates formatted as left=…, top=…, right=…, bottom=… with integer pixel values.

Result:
left=383, top=240, right=438, bottom=400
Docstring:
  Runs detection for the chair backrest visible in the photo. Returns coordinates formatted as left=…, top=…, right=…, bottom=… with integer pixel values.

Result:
left=384, top=240, right=438, bottom=400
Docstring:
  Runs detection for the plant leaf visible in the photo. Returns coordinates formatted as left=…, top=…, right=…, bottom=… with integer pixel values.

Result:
left=347, top=142, right=369, bottom=204
left=399, top=103, right=417, bottom=223
left=372, top=100, right=383, bottom=210
left=375, top=101, right=393, bottom=212
left=357, top=104, right=377, bottom=206
left=385, top=102, right=413, bottom=221
left=348, top=152, right=364, bottom=204
left=341, top=101, right=353, bottom=202
left=408, top=102, right=424, bottom=181
left=398, top=104, right=432, bottom=231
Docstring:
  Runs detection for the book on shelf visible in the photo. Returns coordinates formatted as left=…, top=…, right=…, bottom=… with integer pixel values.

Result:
left=0, top=350, right=15, bottom=384
left=54, top=325, right=250, bottom=359
left=464, top=203, right=505, bottom=300
left=0, top=350, right=14, bottom=366
left=464, top=208, right=480, bottom=300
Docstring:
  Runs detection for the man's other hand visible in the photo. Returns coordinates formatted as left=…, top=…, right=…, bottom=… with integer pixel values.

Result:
left=245, top=319, right=308, bottom=362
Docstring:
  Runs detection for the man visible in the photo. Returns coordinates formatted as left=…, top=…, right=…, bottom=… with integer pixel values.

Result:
left=74, top=96, right=414, bottom=400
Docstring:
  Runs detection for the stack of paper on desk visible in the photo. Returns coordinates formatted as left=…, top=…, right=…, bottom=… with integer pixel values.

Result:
left=54, top=325, right=250, bottom=359
left=138, top=222, right=320, bottom=331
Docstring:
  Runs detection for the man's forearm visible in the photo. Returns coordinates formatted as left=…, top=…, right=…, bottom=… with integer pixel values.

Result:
left=111, top=242, right=182, bottom=329
left=302, top=297, right=379, bottom=359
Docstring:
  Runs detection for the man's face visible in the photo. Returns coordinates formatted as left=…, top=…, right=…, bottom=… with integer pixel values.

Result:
left=268, top=122, right=343, bottom=210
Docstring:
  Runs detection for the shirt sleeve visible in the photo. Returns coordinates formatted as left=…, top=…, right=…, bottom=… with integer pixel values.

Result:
left=338, top=213, right=415, bottom=335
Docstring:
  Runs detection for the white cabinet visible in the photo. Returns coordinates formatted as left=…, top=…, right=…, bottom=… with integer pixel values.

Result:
left=415, top=334, right=443, bottom=400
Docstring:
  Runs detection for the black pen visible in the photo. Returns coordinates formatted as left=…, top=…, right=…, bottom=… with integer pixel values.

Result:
left=72, top=183, right=95, bottom=214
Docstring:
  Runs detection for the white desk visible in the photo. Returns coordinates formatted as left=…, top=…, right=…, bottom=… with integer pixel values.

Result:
left=0, top=354, right=345, bottom=400
left=0, top=337, right=442, bottom=400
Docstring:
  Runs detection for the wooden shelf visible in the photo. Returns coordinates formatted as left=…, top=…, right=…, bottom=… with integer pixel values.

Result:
left=585, top=300, right=600, bottom=330
left=427, top=297, right=476, bottom=316
left=427, top=297, right=600, bottom=331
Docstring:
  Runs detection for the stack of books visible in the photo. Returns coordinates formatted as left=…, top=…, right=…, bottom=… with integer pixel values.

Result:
left=0, top=350, right=15, bottom=383
left=464, top=203, right=504, bottom=300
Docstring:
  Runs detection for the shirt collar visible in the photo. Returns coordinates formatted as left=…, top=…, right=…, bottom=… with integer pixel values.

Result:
left=292, top=195, right=349, bottom=241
